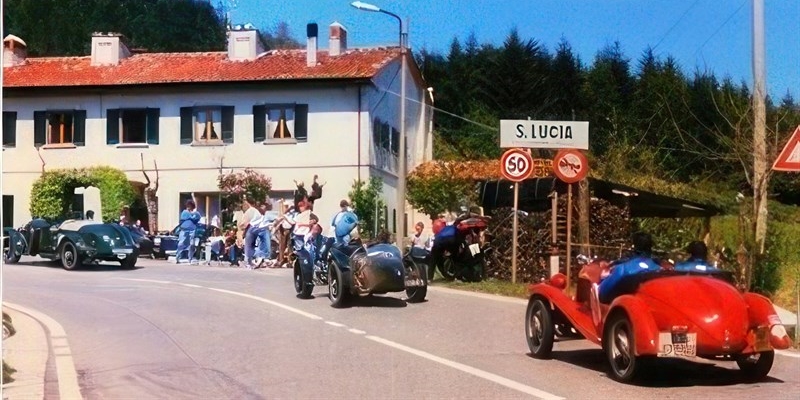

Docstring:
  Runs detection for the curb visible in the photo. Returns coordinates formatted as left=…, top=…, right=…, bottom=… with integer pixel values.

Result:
left=2, top=302, right=83, bottom=399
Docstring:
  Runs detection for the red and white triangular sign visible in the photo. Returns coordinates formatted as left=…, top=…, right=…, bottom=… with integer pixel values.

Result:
left=773, top=125, right=800, bottom=172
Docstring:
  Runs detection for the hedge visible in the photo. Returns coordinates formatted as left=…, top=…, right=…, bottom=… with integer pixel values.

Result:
left=30, top=166, right=136, bottom=223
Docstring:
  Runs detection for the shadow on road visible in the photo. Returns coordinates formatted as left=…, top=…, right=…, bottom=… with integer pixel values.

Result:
left=530, top=348, right=784, bottom=387
left=8, top=259, right=144, bottom=272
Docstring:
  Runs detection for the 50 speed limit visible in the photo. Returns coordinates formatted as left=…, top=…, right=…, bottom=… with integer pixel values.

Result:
left=500, top=149, right=533, bottom=182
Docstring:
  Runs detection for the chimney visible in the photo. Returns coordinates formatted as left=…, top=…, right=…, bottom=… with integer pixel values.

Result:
left=3, top=35, right=27, bottom=68
left=306, top=23, right=318, bottom=67
left=227, top=26, right=265, bottom=62
left=329, top=22, right=347, bottom=57
left=91, top=32, right=131, bottom=66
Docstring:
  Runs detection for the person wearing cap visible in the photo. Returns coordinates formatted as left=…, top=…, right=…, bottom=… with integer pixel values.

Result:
left=675, top=241, right=718, bottom=273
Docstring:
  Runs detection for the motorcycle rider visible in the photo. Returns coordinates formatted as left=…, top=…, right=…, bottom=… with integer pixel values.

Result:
left=674, top=241, right=718, bottom=273
left=597, top=232, right=662, bottom=303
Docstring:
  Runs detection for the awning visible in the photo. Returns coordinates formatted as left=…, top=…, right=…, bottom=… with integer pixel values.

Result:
left=478, top=177, right=722, bottom=218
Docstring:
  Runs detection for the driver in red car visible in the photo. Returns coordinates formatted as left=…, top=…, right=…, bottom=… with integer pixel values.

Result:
left=674, top=241, right=718, bottom=273
left=598, top=232, right=662, bottom=303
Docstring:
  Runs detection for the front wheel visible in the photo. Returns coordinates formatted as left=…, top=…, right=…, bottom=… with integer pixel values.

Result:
left=60, top=241, right=82, bottom=270
left=3, top=243, right=21, bottom=264
left=328, top=264, right=350, bottom=308
left=736, top=351, right=774, bottom=381
left=405, top=260, right=428, bottom=303
left=293, top=258, right=313, bottom=299
left=604, top=313, right=645, bottom=383
left=119, top=257, right=137, bottom=269
left=525, top=298, right=554, bottom=358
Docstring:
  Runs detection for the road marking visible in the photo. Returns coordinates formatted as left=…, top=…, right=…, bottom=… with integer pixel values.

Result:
left=3, top=302, right=83, bottom=400
left=206, top=288, right=324, bottom=321
left=348, top=328, right=366, bottom=335
left=776, top=349, right=800, bottom=358
left=325, top=321, right=346, bottom=327
left=179, top=283, right=203, bottom=288
left=365, top=335, right=563, bottom=399
left=119, top=278, right=173, bottom=285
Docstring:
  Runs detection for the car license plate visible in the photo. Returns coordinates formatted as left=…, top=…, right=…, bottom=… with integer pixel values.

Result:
left=658, top=332, right=697, bottom=358
left=154, top=238, right=161, bottom=245
left=468, top=243, right=481, bottom=256
left=114, top=249, right=133, bottom=254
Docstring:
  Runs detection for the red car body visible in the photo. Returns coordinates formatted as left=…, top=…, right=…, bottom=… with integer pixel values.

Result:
left=525, top=260, right=792, bottom=382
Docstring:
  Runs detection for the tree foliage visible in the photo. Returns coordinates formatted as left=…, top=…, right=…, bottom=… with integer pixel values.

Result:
left=406, top=162, right=477, bottom=219
left=29, top=166, right=136, bottom=222
left=348, top=176, right=385, bottom=239
left=217, top=168, right=272, bottom=209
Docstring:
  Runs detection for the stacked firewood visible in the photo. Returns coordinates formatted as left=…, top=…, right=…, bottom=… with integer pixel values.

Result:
left=484, top=198, right=631, bottom=283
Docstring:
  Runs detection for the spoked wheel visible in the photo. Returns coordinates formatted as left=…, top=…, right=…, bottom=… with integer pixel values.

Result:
left=404, top=260, right=428, bottom=303
left=328, top=264, right=349, bottom=308
left=604, top=313, right=644, bottom=383
left=736, top=351, right=774, bottom=381
left=60, top=241, right=81, bottom=270
left=438, top=257, right=457, bottom=281
left=293, top=258, right=313, bottom=299
left=525, top=298, right=554, bottom=358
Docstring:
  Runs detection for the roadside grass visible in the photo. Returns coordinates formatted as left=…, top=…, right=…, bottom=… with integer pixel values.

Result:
left=430, top=277, right=530, bottom=299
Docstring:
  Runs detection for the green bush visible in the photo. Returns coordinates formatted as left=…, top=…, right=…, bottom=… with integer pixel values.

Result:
left=30, top=166, right=136, bottom=223
left=348, top=177, right=384, bottom=239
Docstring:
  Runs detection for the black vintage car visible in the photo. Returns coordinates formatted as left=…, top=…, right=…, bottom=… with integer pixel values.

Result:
left=150, top=224, right=209, bottom=259
left=3, top=219, right=139, bottom=270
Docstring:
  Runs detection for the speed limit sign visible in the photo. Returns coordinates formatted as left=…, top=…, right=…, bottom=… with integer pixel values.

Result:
left=500, top=148, right=534, bottom=182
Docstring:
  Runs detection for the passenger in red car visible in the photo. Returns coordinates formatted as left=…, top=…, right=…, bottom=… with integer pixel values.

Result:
left=598, top=232, right=661, bottom=303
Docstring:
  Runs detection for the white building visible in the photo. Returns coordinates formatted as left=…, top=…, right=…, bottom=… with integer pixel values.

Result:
left=2, top=23, right=434, bottom=235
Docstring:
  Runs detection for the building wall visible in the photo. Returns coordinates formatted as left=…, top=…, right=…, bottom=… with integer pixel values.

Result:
left=3, top=60, right=433, bottom=236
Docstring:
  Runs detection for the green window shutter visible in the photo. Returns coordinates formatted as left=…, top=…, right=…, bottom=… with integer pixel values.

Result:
left=146, top=108, right=160, bottom=145
left=106, top=109, right=120, bottom=145
left=295, top=104, right=308, bottom=142
left=73, top=110, right=86, bottom=146
left=2, top=112, right=17, bottom=147
left=180, top=107, right=193, bottom=144
left=34, top=111, right=46, bottom=147
left=221, top=106, right=234, bottom=144
left=253, top=105, right=266, bottom=142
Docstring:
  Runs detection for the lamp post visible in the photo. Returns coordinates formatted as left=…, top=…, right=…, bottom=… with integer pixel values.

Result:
left=351, top=1, right=407, bottom=248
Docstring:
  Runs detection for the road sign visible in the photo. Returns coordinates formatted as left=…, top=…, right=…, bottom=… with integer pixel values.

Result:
left=500, top=148, right=534, bottom=182
left=553, top=149, right=589, bottom=183
left=772, top=125, right=800, bottom=172
left=500, top=119, right=589, bottom=149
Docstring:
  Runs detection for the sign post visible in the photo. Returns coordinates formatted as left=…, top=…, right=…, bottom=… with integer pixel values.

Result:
left=552, top=149, right=590, bottom=290
left=500, top=148, right=534, bottom=284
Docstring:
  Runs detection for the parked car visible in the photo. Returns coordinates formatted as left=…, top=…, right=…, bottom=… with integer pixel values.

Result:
left=3, top=218, right=139, bottom=270
left=150, top=224, right=209, bottom=260
left=524, top=259, right=793, bottom=383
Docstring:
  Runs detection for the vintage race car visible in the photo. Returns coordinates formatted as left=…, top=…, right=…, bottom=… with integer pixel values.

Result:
left=525, top=260, right=792, bottom=383
left=150, top=224, right=209, bottom=259
left=3, top=219, right=140, bottom=270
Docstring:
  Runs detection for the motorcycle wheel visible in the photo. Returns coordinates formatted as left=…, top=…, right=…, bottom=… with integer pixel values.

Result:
left=328, top=264, right=350, bottom=308
left=293, top=257, right=313, bottom=299
left=438, top=257, right=457, bottom=281
left=405, top=260, right=428, bottom=303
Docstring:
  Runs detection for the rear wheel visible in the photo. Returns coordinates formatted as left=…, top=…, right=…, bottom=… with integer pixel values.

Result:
left=525, top=298, right=554, bottom=358
left=119, top=257, right=137, bottom=269
left=604, top=313, right=645, bottom=383
left=736, top=351, right=774, bottom=381
left=3, top=239, right=21, bottom=264
left=405, top=260, right=428, bottom=303
left=439, top=257, right=457, bottom=281
left=60, top=241, right=81, bottom=270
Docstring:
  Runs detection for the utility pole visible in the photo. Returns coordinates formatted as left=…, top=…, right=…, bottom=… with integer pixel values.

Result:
left=751, top=0, right=768, bottom=265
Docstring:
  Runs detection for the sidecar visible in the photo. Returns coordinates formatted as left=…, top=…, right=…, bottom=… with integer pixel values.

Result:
left=323, top=242, right=427, bottom=308
left=3, top=218, right=139, bottom=270
left=524, top=262, right=793, bottom=383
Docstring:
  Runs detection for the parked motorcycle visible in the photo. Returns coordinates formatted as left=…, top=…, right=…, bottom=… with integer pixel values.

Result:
left=432, top=214, right=493, bottom=282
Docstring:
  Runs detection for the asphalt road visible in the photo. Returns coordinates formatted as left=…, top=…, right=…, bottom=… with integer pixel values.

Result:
left=3, top=257, right=799, bottom=399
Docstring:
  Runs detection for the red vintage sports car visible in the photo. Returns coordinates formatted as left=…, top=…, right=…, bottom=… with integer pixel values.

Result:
left=525, top=258, right=792, bottom=382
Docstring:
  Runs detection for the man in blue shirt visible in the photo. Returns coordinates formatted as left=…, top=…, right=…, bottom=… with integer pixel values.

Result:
left=175, top=199, right=202, bottom=264
left=674, top=241, right=717, bottom=273
left=598, top=232, right=661, bottom=303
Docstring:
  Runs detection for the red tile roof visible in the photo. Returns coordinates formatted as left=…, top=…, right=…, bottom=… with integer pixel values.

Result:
left=3, top=48, right=401, bottom=88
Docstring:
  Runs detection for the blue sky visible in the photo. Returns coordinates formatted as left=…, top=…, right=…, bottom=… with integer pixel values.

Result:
left=226, top=0, right=799, bottom=100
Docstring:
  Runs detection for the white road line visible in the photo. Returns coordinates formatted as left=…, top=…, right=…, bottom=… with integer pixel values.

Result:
left=179, top=283, right=203, bottom=288
left=776, top=349, right=800, bottom=358
left=117, top=278, right=173, bottom=285
left=3, top=302, right=83, bottom=400
left=206, top=287, right=324, bottom=321
left=325, top=321, right=346, bottom=327
left=364, top=335, right=563, bottom=400
left=348, top=328, right=367, bottom=335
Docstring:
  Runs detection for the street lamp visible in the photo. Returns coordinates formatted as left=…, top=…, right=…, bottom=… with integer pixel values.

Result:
left=350, top=1, right=407, bottom=249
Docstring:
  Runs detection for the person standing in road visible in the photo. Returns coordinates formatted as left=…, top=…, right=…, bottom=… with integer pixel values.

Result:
left=254, top=201, right=279, bottom=267
left=239, top=197, right=263, bottom=269
left=175, top=200, right=201, bottom=264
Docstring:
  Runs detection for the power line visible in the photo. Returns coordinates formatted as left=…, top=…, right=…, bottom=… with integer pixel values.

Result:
left=652, top=0, right=701, bottom=51
left=693, top=0, right=748, bottom=58
left=375, top=85, right=499, bottom=132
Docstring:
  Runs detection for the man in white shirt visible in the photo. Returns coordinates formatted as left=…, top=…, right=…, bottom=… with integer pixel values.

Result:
left=239, top=198, right=263, bottom=269
left=254, top=202, right=280, bottom=267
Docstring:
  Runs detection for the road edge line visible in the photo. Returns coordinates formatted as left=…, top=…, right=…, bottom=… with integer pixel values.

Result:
left=3, top=302, right=83, bottom=400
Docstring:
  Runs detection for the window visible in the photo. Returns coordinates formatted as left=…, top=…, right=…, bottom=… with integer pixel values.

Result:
left=33, top=110, right=86, bottom=147
left=180, top=106, right=234, bottom=145
left=106, top=108, right=160, bottom=145
left=253, top=104, right=309, bottom=143
left=2, top=195, right=13, bottom=228
left=3, top=111, right=16, bottom=148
